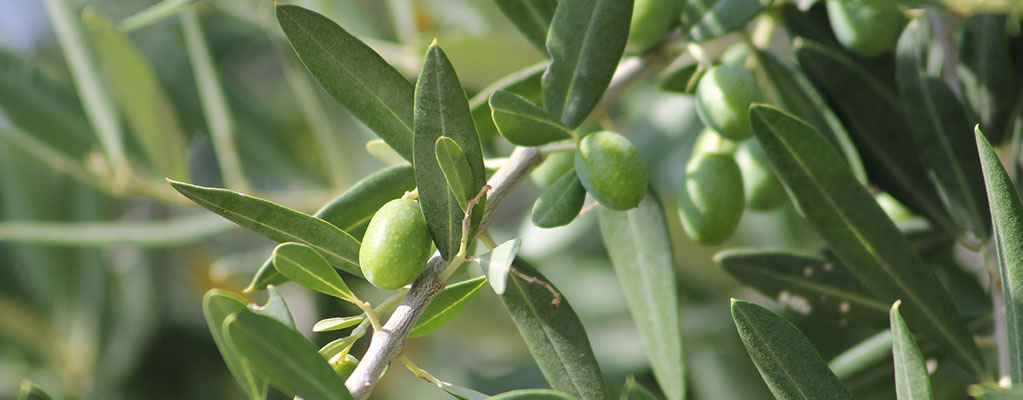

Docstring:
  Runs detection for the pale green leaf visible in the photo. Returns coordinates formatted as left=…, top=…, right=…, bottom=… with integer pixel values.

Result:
left=410, top=276, right=488, bottom=337
left=489, top=389, right=577, bottom=399
left=477, top=239, right=521, bottom=295
left=828, top=329, right=893, bottom=381
left=619, top=376, right=657, bottom=400
left=312, top=316, right=363, bottom=333
left=435, top=136, right=475, bottom=212
left=119, top=0, right=198, bottom=32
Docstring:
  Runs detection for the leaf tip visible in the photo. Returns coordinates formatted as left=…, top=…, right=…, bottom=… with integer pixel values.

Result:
left=430, top=37, right=439, bottom=47
left=890, top=299, right=902, bottom=312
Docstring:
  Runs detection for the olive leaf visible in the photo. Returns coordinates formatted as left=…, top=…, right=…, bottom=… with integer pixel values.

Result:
left=247, top=285, right=296, bottom=330
left=410, top=276, right=488, bottom=337
left=17, top=380, right=53, bottom=400
left=413, top=43, right=487, bottom=260
left=659, top=62, right=703, bottom=94
left=224, top=311, right=352, bottom=400
left=682, top=0, right=774, bottom=43
left=277, top=3, right=415, bottom=161
left=543, top=0, right=633, bottom=128
left=828, top=329, right=893, bottom=381
left=491, top=0, right=557, bottom=52
left=441, top=383, right=490, bottom=400
left=202, top=290, right=267, bottom=400
left=890, top=300, right=935, bottom=400
left=490, top=90, right=573, bottom=146
left=619, top=376, right=658, bottom=400
left=959, top=14, right=1016, bottom=144
left=732, top=299, right=855, bottom=399
left=489, top=389, right=577, bottom=399
left=597, top=191, right=686, bottom=400
left=477, top=238, right=521, bottom=295
left=435, top=136, right=475, bottom=212
left=312, top=316, right=363, bottom=333
left=470, top=62, right=546, bottom=141
left=272, top=242, right=357, bottom=303
left=749, top=104, right=986, bottom=379
left=531, top=169, right=586, bottom=229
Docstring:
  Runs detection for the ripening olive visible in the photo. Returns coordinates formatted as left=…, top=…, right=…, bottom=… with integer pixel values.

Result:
left=695, top=65, right=764, bottom=141
left=359, top=198, right=433, bottom=290
left=735, top=140, right=786, bottom=211
left=332, top=354, right=359, bottom=381
left=678, top=152, right=745, bottom=245
left=826, top=2, right=903, bottom=57
left=627, top=0, right=681, bottom=53
left=574, top=131, right=648, bottom=210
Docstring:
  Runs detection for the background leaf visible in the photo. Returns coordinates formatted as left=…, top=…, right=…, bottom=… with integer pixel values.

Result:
left=225, top=311, right=352, bottom=400
left=272, top=243, right=356, bottom=302
left=409, top=276, right=488, bottom=337
left=531, top=170, right=586, bottom=229
left=202, top=290, right=267, bottom=400
left=277, top=3, right=416, bottom=161
left=749, top=104, right=986, bottom=378
left=543, top=0, right=633, bottom=128
left=489, top=389, right=577, bottom=399
left=491, top=0, right=557, bottom=52
left=17, top=380, right=53, bottom=400
left=683, top=0, right=774, bottom=42
left=732, top=299, right=855, bottom=399
left=890, top=300, right=934, bottom=400
left=958, top=14, right=1017, bottom=144
left=597, top=191, right=686, bottom=400
left=619, top=376, right=658, bottom=400
left=490, top=89, right=573, bottom=146
left=498, top=258, right=610, bottom=400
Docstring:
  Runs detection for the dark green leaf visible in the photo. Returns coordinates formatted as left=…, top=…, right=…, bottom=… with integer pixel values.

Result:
left=795, top=38, right=959, bottom=240
left=248, top=285, right=296, bottom=330
left=543, top=0, right=633, bottom=128
left=716, top=249, right=888, bottom=326
left=312, top=316, right=363, bottom=332
left=83, top=7, right=189, bottom=180
left=896, top=18, right=989, bottom=243
left=168, top=180, right=362, bottom=277
left=490, top=90, right=573, bottom=146
left=597, top=191, right=685, bottom=400
left=959, top=14, right=1016, bottom=144
left=731, top=299, right=855, bottom=399
left=489, top=389, right=577, bottom=399
left=976, top=127, right=1023, bottom=384
left=620, top=376, right=658, bottom=400
left=531, top=169, right=586, bottom=228
left=277, top=3, right=415, bottom=161
left=17, top=380, right=52, bottom=400
left=470, top=62, right=546, bottom=141
left=410, top=276, right=488, bottom=337
left=477, top=238, right=521, bottom=295
left=247, top=165, right=416, bottom=292
left=683, top=0, right=774, bottom=43
left=749, top=104, right=986, bottom=378
left=272, top=242, right=356, bottom=302
left=659, top=62, right=703, bottom=94
left=756, top=50, right=867, bottom=184
left=435, top=136, right=475, bottom=212
left=413, top=43, right=487, bottom=260
left=499, top=258, right=610, bottom=400
left=890, top=300, right=934, bottom=400
left=225, top=312, right=352, bottom=400
left=491, top=0, right=557, bottom=52
left=202, top=289, right=267, bottom=400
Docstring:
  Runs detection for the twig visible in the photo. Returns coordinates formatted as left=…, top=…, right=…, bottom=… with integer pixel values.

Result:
left=510, top=266, right=562, bottom=307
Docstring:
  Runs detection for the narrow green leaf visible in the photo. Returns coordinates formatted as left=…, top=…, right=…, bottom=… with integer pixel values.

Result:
left=795, top=38, right=958, bottom=240
left=531, top=169, right=586, bottom=228
left=756, top=50, right=867, bottom=184
left=490, top=389, right=577, bottom=399
left=410, top=276, right=488, bottom=337
left=478, top=239, right=521, bottom=295
left=597, top=191, right=685, bottom=400
left=83, top=7, right=189, bottom=180
left=828, top=329, right=893, bottom=380
left=716, top=249, right=888, bottom=326
left=976, top=127, right=1023, bottom=383
left=968, top=385, right=1023, bottom=400
left=749, top=104, right=986, bottom=378
left=731, top=299, right=855, bottom=399
left=248, top=285, right=296, bottom=330
left=119, top=0, right=197, bottom=32
left=435, top=136, right=475, bottom=212
left=543, top=0, right=633, bottom=128
left=224, top=312, right=352, bottom=400
left=490, top=90, right=573, bottom=146
left=959, top=14, right=1016, bottom=144
left=17, top=380, right=53, bottom=400
left=277, top=3, right=415, bottom=161
left=620, top=376, right=658, bottom=400
left=202, top=289, right=267, bottom=400
left=683, top=0, right=774, bottom=43
left=413, top=43, right=487, bottom=260
left=441, top=382, right=489, bottom=400
left=365, top=139, right=408, bottom=166
left=470, top=62, right=546, bottom=141
left=659, top=62, right=703, bottom=94
left=498, top=258, right=610, bottom=400
left=896, top=18, right=989, bottom=243
left=168, top=180, right=362, bottom=277
left=0, top=213, right=234, bottom=247
left=273, top=242, right=356, bottom=302
left=312, top=316, right=363, bottom=333
left=492, top=0, right=558, bottom=52
left=891, top=300, right=935, bottom=400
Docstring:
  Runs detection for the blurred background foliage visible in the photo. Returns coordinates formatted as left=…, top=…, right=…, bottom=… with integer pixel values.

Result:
left=0, top=0, right=1012, bottom=399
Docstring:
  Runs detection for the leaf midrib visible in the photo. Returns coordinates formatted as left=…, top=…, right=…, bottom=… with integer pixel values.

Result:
left=276, top=252, right=352, bottom=301
left=735, top=306, right=812, bottom=399
left=555, top=1, right=599, bottom=121
left=622, top=210, right=675, bottom=374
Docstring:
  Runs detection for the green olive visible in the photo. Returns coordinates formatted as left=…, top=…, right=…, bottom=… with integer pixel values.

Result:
left=359, top=198, right=433, bottom=289
left=627, top=0, right=681, bottom=53
left=574, top=131, right=648, bottom=210
left=332, top=354, right=359, bottom=381
left=695, top=64, right=763, bottom=141
left=735, top=140, right=785, bottom=211
left=678, top=152, right=745, bottom=245
left=826, top=2, right=903, bottom=57
left=692, top=128, right=738, bottom=156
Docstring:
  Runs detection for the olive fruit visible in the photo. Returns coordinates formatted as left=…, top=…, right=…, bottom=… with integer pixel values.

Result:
left=735, top=140, right=785, bottom=211
left=678, top=152, right=745, bottom=245
left=695, top=65, right=763, bottom=141
left=332, top=354, right=359, bottom=381
left=359, top=198, right=433, bottom=289
left=826, top=2, right=903, bottom=57
left=574, top=131, right=648, bottom=210
left=627, top=0, right=681, bottom=53
left=692, top=128, right=738, bottom=156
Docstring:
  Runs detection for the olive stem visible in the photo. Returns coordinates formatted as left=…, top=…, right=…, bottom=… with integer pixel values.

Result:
left=477, top=231, right=498, bottom=250
left=354, top=301, right=383, bottom=332
left=401, top=188, right=419, bottom=200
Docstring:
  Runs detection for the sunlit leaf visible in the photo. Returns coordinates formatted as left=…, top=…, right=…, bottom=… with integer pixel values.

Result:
left=477, top=239, right=521, bottom=295
left=435, top=136, right=475, bottom=212
left=489, top=389, right=577, bottom=399
left=312, top=316, right=363, bottom=333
